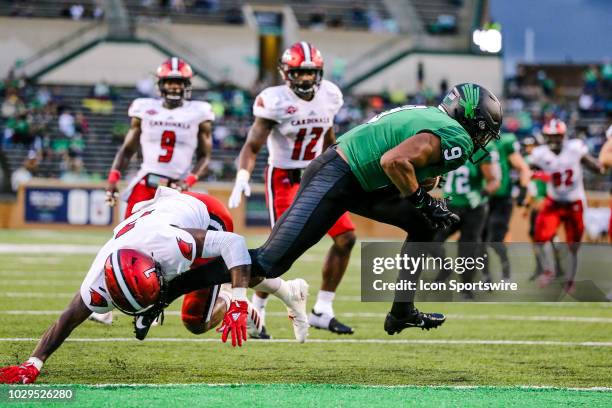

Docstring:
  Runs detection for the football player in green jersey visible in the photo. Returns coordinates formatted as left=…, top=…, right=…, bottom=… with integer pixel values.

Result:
left=481, top=131, right=531, bottom=282
left=152, top=83, right=503, bottom=337
left=431, top=147, right=500, bottom=298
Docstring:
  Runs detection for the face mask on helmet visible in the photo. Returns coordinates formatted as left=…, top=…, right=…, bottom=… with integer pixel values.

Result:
left=542, top=120, right=566, bottom=154
left=439, top=83, right=503, bottom=163
left=158, top=78, right=191, bottom=108
left=104, top=249, right=166, bottom=316
left=284, top=68, right=322, bottom=98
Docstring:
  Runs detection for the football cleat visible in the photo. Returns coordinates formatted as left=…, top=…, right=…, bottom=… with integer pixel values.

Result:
left=384, top=309, right=446, bottom=335
left=133, top=308, right=164, bottom=341
left=285, top=278, right=309, bottom=343
left=88, top=311, right=113, bottom=325
left=249, top=325, right=271, bottom=340
left=309, top=310, right=354, bottom=335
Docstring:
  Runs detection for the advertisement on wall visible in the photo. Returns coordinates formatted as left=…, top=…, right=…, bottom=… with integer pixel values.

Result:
left=24, top=187, right=113, bottom=225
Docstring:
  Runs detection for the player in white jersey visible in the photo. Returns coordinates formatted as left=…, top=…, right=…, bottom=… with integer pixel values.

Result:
left=529, top=120, right=603, bottom=291
left=228, top=42, right=357, bottom=337
left=598, top=124, right=612, bottom=242
left=0, top=188, right=309, bottom=384
left=105, top=57, right=214, bottom=218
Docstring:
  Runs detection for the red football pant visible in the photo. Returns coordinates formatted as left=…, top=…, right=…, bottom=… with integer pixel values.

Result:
left=124, top=181, right=157, bottom=218
left=534, top=197, right=584, bottom=243
left=265, top=166, right=355, bottom=237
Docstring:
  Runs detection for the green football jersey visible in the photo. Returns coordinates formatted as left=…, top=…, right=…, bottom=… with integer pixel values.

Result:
left=491, top=132, right=520, bottom=198
left=443, top=151, right=493, bottom=209
left=337, top=106, right=474, bottom=192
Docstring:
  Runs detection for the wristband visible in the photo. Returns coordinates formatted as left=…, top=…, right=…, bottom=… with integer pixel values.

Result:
left=107, top=169, right=121, bottom=184
left=232, top=287, right=248, bottom=301
left=407, top=186, right=427, bottom=208
left=236, top=169, right=250, bottom=183
left=184, top=173, right=198, bottom=187
left=26, top=357, right=43, bottom=371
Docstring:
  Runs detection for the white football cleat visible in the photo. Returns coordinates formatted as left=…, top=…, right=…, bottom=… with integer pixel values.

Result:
left=89, top=311, right=113, bottom=325
left=285, top=278, right=309, bottom=343
left=246, top=303, right=264, bottom=338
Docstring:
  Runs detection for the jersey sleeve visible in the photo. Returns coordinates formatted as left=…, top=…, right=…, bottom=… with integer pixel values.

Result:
left=322, top=80, right=344, bottom=116
left=252, top=88, right=285, bottom=123
left=504, top=133, right=520, bottom=155
left=528, top=146, right=546, bottom=168
left=128, top=98, right=149, bottom=119
left=567, top=139, right=589, bottom=158
left=142, top=224, right=197, bottom=281
left=193, top=101, right=215, bottom=123
left=435, top=125, right=475, bottom=171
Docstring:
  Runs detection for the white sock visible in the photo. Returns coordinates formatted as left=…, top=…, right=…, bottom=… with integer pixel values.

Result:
left=254, top=278, right=292, bottom=305
left=313, top=290, right=335, bottom=317
left=253, top=278, right=282, bottom=293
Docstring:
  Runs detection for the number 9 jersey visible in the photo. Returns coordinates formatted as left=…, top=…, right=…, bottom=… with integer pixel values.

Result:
left=128, top=98, right=215, bottom=179
left=253, top=80, right=343, bottom=169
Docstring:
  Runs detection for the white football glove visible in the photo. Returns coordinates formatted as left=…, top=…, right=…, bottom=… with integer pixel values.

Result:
left=228, top=169, right=251, bottom=209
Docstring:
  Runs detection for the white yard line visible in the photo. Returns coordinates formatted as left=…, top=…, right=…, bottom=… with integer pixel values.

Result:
left=1, top=310, right=612, bottom=323
left=0, top=337, right=610, bottom=347
left=0, top=244, right=99, bottom=254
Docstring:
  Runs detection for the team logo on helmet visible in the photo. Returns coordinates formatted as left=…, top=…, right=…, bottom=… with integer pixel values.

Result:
left=459, top=84, right=480, bottom=119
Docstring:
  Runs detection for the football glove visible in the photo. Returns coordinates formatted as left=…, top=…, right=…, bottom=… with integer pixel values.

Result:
left=408, top=186, right=459, bottom=230
left=0, top=362, right=40, bottom=384
left=217, top=300, right=248, bottom=347
left=228, top=170, right=251, bottom=209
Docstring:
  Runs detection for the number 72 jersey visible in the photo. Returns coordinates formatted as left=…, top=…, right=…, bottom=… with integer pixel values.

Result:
left=529, top=139, right=588, bottom=203
left=128, top=98, right=215, bottom=179
left=253, top=80, right=343, bottom=169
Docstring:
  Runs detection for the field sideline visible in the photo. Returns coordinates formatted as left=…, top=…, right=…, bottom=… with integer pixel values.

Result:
left=0, top=229, right=611, bottom=406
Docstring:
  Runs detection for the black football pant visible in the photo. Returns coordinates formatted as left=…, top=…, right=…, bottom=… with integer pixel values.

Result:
left=167, top=147, right=435, bottom=311
left=481, top=196, right=513, bottom=279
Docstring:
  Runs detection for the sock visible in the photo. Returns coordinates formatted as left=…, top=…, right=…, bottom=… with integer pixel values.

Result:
left=251, top=292, right=269, bottom=311
left=253, top=278, right=282, bottom=294
left=390, top=301, right=414, bottom=318
left=313, top=290, right=335, bottom=316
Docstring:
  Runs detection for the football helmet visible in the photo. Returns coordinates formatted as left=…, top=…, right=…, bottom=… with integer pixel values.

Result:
left=157, top=57, right=193, bottom=107
left=279, top=42, right=324, bottom=99
left=439, top=83, right=503, bottom=157
left=104, top=248, right=165, bottom=315
left=542, top=119, right=567, bottom=154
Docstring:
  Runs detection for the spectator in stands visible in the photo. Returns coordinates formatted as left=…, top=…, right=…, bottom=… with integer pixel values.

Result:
left=309, top=9, right=326, bottom=30
left=11, top=152, right=38, bottom=192
left=70, top=4, right=85, bottom=20
left=91, top=80, right=111, bottom=100
left=75, top=111, right=89, bottom=136
left=351, top=6, right=367, bottom=28
left=60, top=157, right=90, bottom=183
left=136, top=75, right=156, bottom=97
left=224, top=7, right=243, bottom=25
left=6, top=111, right=32, bottom=146
left=58, top=108, right=76, bottom=139
left=1, top=89, right=25, bottom=119
left=171, top=0, right=186, bottom=13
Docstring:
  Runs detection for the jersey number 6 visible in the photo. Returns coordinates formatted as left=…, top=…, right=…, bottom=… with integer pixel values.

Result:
left=158, top=130, right=176, bottom=163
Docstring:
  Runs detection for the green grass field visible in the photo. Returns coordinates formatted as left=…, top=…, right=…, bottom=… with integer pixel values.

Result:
left=0, top=229, right=610, bottom=407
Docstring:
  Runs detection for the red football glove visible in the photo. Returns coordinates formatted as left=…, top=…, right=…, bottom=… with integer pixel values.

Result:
left=217, top=300, right=248, bottom=347
left=0, top=362, right=40, bottom=384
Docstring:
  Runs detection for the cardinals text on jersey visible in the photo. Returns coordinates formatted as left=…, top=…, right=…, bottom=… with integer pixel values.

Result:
left=80, top=188, right=210, bottom=313
left=530, top=139, right=589, bottom=203
left=128, top=98, right=215, bottom=179
left=253, top=80, right=343, bottom=169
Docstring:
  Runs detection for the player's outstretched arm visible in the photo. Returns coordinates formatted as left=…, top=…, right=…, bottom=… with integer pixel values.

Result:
left=0, top=293, right=91, bottom=384
left=322, top=127, right=336, bottom=151
left=181, top=120, right=213, bottom=190
left=480, top=162, right=500, bottom=195
left=508, top=152, right=532, bottom=187
left=105, top=117, right=142, bottom=206
left=228, top=117, right=275, bottom=208
left=181, top=228, right=252, bottom=346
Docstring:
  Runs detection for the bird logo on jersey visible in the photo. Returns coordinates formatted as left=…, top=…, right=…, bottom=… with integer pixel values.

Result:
left=89, top=288, right=108, bottom=308
left=176, top=237, right=193, bottom=261
left=286, top=106, right=297, bottom=114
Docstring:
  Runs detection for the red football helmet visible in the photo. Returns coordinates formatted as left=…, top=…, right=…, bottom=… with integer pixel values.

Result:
left=156, top=57, right=193, bottom=106
left=542, top=119, right=567, bottom=153
left=279, top=42, right=324, bottom=98
left=104, top=248, right=164, bottom=315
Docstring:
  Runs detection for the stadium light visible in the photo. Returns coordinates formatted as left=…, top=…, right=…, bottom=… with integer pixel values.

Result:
left=472, top=28, right=502, bottom=53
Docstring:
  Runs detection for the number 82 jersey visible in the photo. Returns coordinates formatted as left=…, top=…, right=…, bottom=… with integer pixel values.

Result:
left=253, top=80, right=343, bottom=169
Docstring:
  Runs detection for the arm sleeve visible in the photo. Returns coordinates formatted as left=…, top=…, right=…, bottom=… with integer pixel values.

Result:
left=202, top=230, right=251, bottom=270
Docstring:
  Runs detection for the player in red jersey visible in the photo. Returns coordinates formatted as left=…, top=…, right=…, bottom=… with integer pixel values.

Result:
left=229, top=42, right=356, bottom=336
left=105, top=57, right=214, bottom=217
left=529, top=120, right=604, bottom=291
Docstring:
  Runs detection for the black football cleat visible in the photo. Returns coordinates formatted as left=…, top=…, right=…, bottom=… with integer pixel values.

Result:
left=309, top=310, right=354, bottom=335
left=249, top=325, right=271, bottom=340
left=384, top=309, right=446, bottom=335
left=133, top=308, right=163, bottom=341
